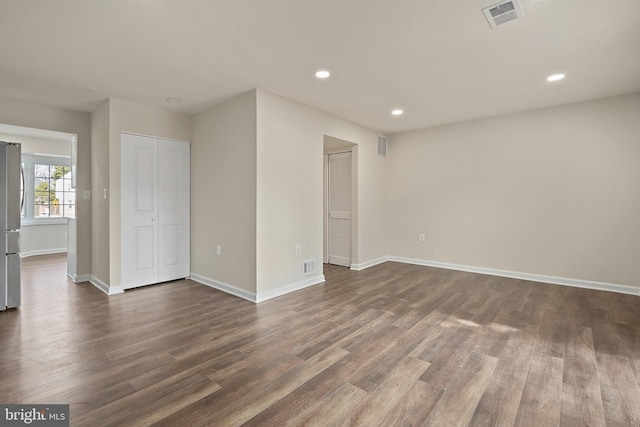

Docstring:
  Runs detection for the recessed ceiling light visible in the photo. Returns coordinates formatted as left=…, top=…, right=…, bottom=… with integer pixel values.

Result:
left=546, top=73, right=565, bottom=82
left=315, top=70, right=330, bottom=79
left=391, top=109, right=404, bottom=116
left=82, top=86, right=99, bottom=92
left=166, top=97, right=182, bottom=103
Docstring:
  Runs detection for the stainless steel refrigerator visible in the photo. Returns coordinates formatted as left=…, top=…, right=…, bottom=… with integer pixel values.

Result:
left=1, top=141, right=21, bottom=311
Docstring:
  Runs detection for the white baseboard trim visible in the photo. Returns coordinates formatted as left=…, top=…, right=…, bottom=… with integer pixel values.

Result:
left=109, top=286, right=125, bottom=295
left=189, top=272, right=326, bottom=304
left=388, top=256, right=640, bottom=297
left=256, top=275, right=326, bottom=303
left=350, top=256, right=390, bottom=271
left=68, top=273, right=91, bottom=283
left=20, top=248, right=67, bottom=258
left=88, top=275, right=125, bottom=296
left=190, top=273, right=257, bottom=303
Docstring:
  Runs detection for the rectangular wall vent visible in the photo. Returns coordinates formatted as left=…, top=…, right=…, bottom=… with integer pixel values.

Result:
left=482, top=0, right=524, bottom=28
left=303, top=259, right=316, bottom=275
left=377, top=135, right=388, bottom=157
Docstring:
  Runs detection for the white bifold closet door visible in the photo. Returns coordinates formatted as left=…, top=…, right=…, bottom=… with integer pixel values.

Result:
left=121, top=133, right=190, bottom=288
left=327, top=152, right=352, bottom=267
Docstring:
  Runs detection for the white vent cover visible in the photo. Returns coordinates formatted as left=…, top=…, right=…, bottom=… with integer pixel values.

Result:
left=482, top=0, right=524, bottom=28
left=377, top=135, right=388, bottom=157
left=303, top=259, right=316, bottom=275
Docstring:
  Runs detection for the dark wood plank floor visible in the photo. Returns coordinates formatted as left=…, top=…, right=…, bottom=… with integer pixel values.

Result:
left=2, top=254, right=640, bottom=426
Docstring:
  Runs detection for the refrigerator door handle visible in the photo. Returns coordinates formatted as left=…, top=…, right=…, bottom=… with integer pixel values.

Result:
left=20, top=165, right=25, bottom=214
left=6, top=143, right=21, bottom=230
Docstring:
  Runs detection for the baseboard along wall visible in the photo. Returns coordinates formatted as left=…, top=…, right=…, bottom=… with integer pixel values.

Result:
left=385, top=256, right=640, bottom=297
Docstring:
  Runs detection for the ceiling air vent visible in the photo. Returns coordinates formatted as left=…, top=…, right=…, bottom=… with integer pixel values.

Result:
left=482, top=0, right=524, bottom=28
left=377, top=135, right=388, bottom=157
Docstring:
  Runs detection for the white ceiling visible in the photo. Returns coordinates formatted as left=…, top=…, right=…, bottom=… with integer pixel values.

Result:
left=1, top=0, right=639, bottom=134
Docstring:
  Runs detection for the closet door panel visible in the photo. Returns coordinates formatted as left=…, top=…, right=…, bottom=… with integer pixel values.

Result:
left=158, top=139, right=190, bottom=282
left=135, top=226, right=156, bottom=271
left=121, top=133, right=159, bottom=287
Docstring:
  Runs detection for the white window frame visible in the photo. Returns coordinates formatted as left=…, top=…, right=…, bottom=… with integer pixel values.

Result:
left=21, top=153, right=73, bottom=226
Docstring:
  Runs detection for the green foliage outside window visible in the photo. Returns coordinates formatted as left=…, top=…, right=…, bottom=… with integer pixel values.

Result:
left=34, top=164, right=73, bottom=218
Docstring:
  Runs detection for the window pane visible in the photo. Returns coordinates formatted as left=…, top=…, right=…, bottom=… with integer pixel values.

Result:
left=34, top=164, right=50, bottom=179
left=35, top=204, right=49, bottom=218
left=63, top=201, right=76, bottom=219
left=28, top=159, right=74, bottom=220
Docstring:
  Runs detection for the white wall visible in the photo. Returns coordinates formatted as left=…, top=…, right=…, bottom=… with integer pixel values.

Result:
left=256, top=90, right=387, bottom=299
left=90, top=101, right=110, bottom=283
left=191, top=91, right=257, bottom=296
left=19, top=224, right=68, bottom=257
left=387, top=93, right=640, bottom=289
left=0, top=97, right=91, bottom=277
left=189, top=90, right=388, bottom=301
left=90, top=98, right=191, bottom=288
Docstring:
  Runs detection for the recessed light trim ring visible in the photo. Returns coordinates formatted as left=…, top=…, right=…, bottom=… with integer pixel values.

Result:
left=547, top=73, right=565, bottom=82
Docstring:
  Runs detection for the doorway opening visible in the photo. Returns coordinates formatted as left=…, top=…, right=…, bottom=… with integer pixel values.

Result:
left=0, top=123, right=78, bottom=281
left=323, top=135, right=357, bottom=268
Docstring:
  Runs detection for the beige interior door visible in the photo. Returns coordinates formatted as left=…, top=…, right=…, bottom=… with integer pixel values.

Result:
left=327, top=152, right=351, bottom=267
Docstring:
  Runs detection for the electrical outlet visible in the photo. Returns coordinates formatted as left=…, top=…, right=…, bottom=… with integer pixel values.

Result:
left=295, top=244, right=301, bottom=255
left=419, top=234, right=425, bottom=242
left=216, top=245, right=222, bottom=256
